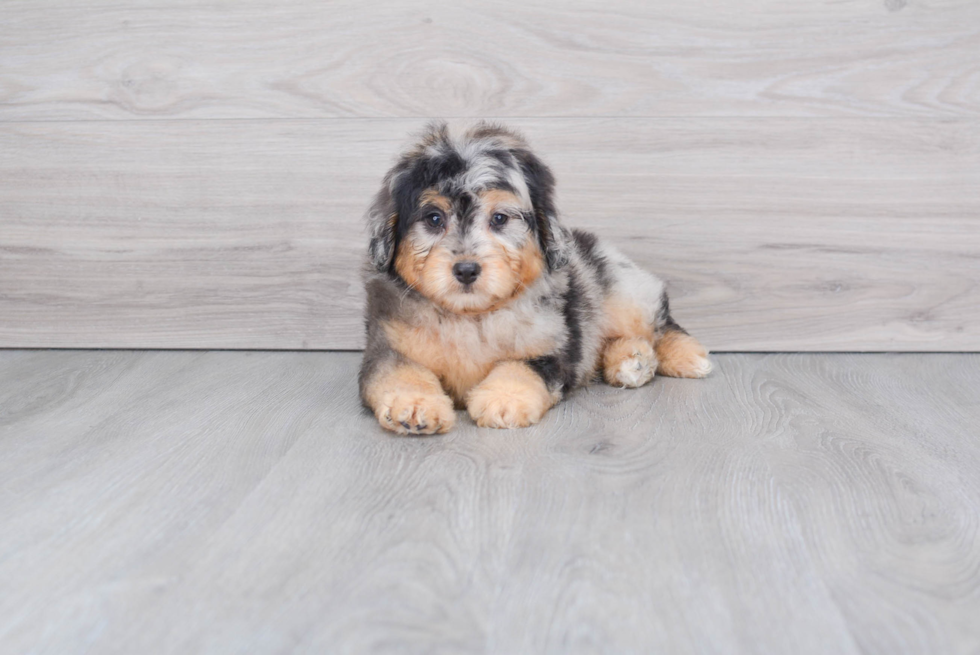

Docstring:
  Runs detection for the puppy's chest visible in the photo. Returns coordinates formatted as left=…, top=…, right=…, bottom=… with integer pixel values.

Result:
left=383, top=303, right=563, bottom=400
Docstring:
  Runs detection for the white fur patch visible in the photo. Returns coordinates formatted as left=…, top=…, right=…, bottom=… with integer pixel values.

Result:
left=612, top=350, right=657, bottom=388
left=687, top=354, right=713, bottom=378
left=599, top=242, right=666, bottom=327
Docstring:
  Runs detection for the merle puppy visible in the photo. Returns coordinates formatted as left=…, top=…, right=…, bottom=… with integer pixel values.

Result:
left=359, top=122, right=711, bottom=434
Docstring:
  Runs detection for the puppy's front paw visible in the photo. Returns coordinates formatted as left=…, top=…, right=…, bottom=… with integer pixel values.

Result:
left=376, top=390, right=455, bottom=435
left=467, top=361, right=553, bottom=429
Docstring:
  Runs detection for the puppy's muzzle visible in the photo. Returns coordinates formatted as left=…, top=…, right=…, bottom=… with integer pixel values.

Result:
left=452, top=261, right=481, bottom=286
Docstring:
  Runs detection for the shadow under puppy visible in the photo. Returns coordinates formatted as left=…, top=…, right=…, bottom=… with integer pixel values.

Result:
left=360, top=122, right=711, bottom=434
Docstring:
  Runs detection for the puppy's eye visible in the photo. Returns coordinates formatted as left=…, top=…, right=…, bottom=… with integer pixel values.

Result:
left=490, top=213, right=509, bottom=227
left=425, top=212, right=444, bottom=229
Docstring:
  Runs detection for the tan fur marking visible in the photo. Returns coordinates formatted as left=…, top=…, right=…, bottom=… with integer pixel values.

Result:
left=602, top=337, right=656, bottom=388
left=396, top=236, right=544, bottom=316
left=383, top=319, right=554, bottom=405
left=466, top=361, right=553, bottom=429
left=384, top=319, right=493, bottom=403
left=394, top=238, right=427, bottom=291
left=449, top=231, right=543, bottom=313
left=364, top=361, right=455, bottom=435
left=656, top=331, right=713, bottom=378
left=600, top=295, right=655, bottom=341
left=479, top=188, right=524, bottom=211
left=419, top=188, right=452, bottom=213
left=513, top=239, right=545, bottom=293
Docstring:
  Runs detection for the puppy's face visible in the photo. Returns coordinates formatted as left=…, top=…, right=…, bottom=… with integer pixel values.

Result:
left=367, top=122, right=571, bottom=315
left=395, top=187, right=544, bottom=313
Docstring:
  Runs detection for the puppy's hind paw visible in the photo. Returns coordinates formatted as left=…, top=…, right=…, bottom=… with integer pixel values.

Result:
left=603, top=337, right=657, bottom=388
left=656, top=332, right=712, bottom=379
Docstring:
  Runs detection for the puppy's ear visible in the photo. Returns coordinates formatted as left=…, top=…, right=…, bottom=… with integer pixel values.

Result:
left=367, top=176, right=398, bottom=272
left=539, top=210, right=573, bottom=271
left=514, top=148, right=572, bottom=271
left=367, top=122, right=451, bottom=272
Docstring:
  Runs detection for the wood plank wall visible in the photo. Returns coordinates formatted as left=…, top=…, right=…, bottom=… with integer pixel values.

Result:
left=1, top=0, right=978, bottom=350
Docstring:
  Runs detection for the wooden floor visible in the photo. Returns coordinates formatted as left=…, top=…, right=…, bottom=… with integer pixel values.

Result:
left=2, top=350, right=979, bottom=654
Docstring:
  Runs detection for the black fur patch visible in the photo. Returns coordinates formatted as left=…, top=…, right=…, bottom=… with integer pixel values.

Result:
left=454, top=191, right=476, bottom=232
left=512, top=147, right=568, bottom=269
left=656, top=289, right=688, bottom=334
left=358, top=277, right=404, bottom=401
left=526, top=355, right=564, bottom=391
left=393, top=151, right=467, bottom=240
left=528, top=267, right=586, bottom=393
left=514, top=149, right=556, bottom=219
left=560, top=268, right=586, bottom=388
left=572, top=229, right=611, bottom=290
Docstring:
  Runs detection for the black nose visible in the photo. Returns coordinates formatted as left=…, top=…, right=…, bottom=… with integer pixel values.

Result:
left=452, top=261, right=481, bottom=285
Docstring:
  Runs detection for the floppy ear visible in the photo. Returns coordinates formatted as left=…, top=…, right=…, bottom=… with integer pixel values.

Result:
left=367, top=122, right=450, bottom=272
left=514, top=147, right=572, bottom=271
left=367, top=175, right=399, bottom=272
left=539, top=210, right=573, bottom=271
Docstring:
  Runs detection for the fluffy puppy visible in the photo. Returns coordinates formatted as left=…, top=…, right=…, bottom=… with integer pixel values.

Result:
left=359, top=122, right=711, bottom=434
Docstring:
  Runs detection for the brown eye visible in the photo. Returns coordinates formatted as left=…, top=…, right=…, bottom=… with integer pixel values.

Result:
left=425, top=212, right=444, bottom=229
left=490, top=212, right=509, bottom=227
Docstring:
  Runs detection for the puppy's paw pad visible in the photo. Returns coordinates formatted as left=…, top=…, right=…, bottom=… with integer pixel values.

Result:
left=603, top=338, right=656, bottom=388
left=611, top=354, right=656, bottom=388
left=377, top=391, right=455, bottom=435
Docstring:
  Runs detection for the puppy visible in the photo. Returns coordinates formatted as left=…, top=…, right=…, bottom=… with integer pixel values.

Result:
left=359, top=122, right=711, bottom=434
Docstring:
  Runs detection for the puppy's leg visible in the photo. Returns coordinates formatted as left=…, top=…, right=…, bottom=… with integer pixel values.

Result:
left=362, top=361, right=455, bottom=435
left=589, top=239, right=712, bottom=383
left=655, top=326, right=712, bottom=378
left=467, top=361, right=555, bottom=429
left=598, top=286, right=710, bottom=382
left=598, top=293, right=657, bottom=388
left=602, top=337, right=657, bottom=388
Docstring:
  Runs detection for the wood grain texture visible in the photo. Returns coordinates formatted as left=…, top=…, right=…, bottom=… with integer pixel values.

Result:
left=1, top=0, right=979, bottom=121
left=1, top=118, right=978, bottom=351
left=1, top=350, right=979, bottom=654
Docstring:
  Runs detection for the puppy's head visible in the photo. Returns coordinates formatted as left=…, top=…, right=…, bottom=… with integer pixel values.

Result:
left=367, top=122, right=571, bottom=314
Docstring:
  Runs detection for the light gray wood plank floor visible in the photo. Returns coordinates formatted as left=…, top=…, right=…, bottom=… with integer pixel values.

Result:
left=1, top=350, right=979, bottom=654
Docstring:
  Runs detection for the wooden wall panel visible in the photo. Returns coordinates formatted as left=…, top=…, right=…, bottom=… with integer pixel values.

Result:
left=2, top=118, right=977, bottom=350
left=2, top=1, right=978, bottom=350
left=1, top=0, right=977, bottom=121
